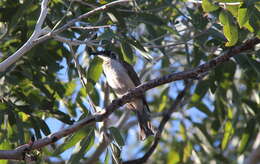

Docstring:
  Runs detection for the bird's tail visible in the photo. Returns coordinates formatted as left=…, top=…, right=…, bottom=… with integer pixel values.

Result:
left=136, top=107, right=155, bottom=140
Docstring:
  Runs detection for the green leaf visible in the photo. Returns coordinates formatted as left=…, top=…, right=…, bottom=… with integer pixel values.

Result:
left=244, top=55, right=260, bottom=79
left=238, top=7, right=249, bottom=27
left=191, top=79, right=210, bottom=102
left=243, top=99, right=259, bottom=115
left=38, top=119, right=51, bottom=136
left=227, top=108, right=233, bottom=119
left=126, top=38, right=147, bottom=52
left=179, top=122, right=187, bottom=140
left=104, top=149, right=111, bottom=164
left=110, top=143, right=122, bottom=164
left=68, top=128, right=95, bottom=164
left=226, top=5, right=239, bottom=17
left=50, top=110, right=74, bottom=125
left=134, top=13, right=164, bottom=26
left=134, top=47, right=153, bottom=61
left=87, top=57, right=103, bottom=84
left=249, top=8, right=260, bottom=37
left=0, top=140, right=8, bottom=164
left=64, top=81, right=76, bottom=96
left=76, top=93, right=89, bottom=114
left=167, top=149, right=180, bottom=164
left=238, top=119, right=256, bottom=154
left=194, top=123, right=214, bottom=149
left=99, top=30, right=116, bottom=40
left=107, top=9, right=126, bottom=30
left=120, top=41, right=134, bottom=64
left=219, top=10, right=238, bottom=46
left=54, top=127, right=92, bottom=155
left=191, top=102, right=212, bottom=116
left=202, top=0, right=219, bottom=12
left=109, top=127, right=125, bottom=146
left=158, top=94, right=167, bottom=112
left=183, top=141, right=192, bottom=162
left=221, top=120, right=234, bottom=150
left=0, top=160, right=8, bottom=164
left=219, top=10, right=229, bottom=25
left=9, top=0, right=34, bottom=32
left=86, top=83, right=100, bottom=105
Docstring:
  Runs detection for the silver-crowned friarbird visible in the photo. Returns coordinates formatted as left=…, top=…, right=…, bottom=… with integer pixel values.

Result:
left=91, top=50, right=154, bottom=140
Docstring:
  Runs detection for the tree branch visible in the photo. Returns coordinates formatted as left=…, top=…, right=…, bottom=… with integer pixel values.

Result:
left=53, top=35, right=99, bottom=46
left=187, top=0, right=242, bottom=5
left=0, top=38, right=258, bottom=160
left=0, top=0, right=49, bottom=72
left=244, top=132, right=260, bottom=164
left=244, top=145, right=260, bottom=164
left=70, top=24, right=114, bottom=30
left=0, top=0, right=131, bottom=73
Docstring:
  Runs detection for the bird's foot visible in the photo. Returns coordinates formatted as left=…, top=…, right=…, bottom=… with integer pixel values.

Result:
left=93, top=109, right=107, bottom=122
left=93, top=110, right=106, bottom=115
left=127, top=88, right=136, bottom=94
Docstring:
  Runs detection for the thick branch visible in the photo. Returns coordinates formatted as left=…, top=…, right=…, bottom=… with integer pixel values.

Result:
left=0, top=38, right=259, bottom=160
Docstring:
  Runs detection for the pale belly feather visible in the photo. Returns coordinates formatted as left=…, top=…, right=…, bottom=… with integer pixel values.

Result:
left=103, top=59, right=143, bottom=110
left=103, top=60, right=136, bottom=96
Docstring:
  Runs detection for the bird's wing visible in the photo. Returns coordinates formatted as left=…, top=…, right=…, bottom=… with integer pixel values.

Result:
left=121, top=60, right=151, bottom=112
left=121, top=60, right=141, bottom=86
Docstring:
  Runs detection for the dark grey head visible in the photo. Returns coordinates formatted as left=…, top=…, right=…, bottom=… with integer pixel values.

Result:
left=91, top=50, right=118, bottom=60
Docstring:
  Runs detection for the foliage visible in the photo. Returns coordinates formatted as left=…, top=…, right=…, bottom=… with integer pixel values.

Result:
left=0, top=0, right=259, bottom=163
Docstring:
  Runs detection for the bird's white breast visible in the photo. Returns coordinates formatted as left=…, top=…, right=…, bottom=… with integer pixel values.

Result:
left=102, top=59, right=136, bottom=96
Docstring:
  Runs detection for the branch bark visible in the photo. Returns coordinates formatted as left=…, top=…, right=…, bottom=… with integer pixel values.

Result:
left=244, top=145, right=260, bottom=164
left=0, top=0, right=49, bottom=72
left=0, top=0, right=131, bottom=73
left=0, top=38, right=259, bottom=160
left=187, top=0, right=242, bottom=5
left=244, top=132, right=260, bottom=164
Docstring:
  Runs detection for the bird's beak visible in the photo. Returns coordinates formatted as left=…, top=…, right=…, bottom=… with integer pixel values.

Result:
left=90, top=51, right=105, bottom=56
left=90, top=51, right=108, bottom=61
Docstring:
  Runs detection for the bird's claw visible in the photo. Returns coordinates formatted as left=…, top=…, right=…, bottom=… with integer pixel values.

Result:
left=127, top=88, right=135, bottom=93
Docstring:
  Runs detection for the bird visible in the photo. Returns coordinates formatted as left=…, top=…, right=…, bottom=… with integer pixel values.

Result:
left=91, top=50, right=154, bottom=140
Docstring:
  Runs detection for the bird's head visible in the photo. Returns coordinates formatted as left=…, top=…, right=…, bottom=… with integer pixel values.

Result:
left=90, top=50, right=119, bottom=61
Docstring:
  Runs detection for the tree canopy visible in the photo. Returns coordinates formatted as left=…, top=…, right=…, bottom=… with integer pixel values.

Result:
left=0, top=0, right=259, bottom=163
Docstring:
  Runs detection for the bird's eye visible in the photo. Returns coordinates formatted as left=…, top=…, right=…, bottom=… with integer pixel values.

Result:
left=111, top=53, right=117, bottom=59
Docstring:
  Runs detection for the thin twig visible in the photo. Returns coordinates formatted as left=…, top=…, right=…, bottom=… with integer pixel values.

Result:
left=68, top=44, right=97, bottom=113
left=71, top=24, right=114, bottom=30
left=54, top=35, right=99, bottom=46
left=73, top=0, right=98, bottom=8
left=51, top=0, right=74, bottom=31
left=187, top=0, right=241, bottom=5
